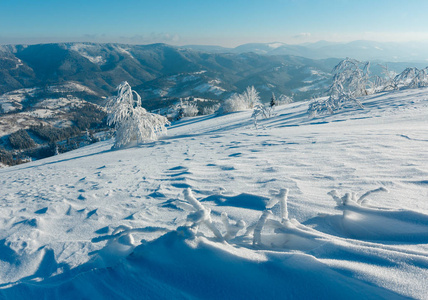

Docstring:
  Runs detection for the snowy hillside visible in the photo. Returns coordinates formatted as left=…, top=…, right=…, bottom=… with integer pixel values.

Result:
left=0, top=88, right=427, bottom=299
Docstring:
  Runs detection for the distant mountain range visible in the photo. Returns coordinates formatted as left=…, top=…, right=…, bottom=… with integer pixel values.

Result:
left=0, top=42, right=343, bottom=108
left=2, top=41, right=428, bottom=112
left=184, top=40, right=428, bottom=62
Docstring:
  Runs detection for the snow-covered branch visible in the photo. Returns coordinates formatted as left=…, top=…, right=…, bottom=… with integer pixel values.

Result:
left=183, top=188, right=223, bottom=240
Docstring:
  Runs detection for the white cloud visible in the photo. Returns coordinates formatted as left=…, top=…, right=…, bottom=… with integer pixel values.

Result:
left=293, top=32, right=312, bottom=39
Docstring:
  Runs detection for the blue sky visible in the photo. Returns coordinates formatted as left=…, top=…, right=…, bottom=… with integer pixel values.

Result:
left=1, top=0, right=428, bottom=46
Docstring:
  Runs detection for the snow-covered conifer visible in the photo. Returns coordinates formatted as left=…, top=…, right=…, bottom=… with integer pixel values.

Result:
left=270, top=93, right=276, bottom=108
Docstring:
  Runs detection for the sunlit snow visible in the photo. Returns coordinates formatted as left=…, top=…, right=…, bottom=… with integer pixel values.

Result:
left=0, top=87, right=427, bottom=299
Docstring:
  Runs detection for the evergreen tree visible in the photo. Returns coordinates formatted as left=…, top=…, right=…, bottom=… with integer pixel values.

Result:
left=270, top=93, right=277, bottom=108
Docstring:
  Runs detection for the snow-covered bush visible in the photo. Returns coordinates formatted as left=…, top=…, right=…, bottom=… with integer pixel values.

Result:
left=220, top=86, right=260, bottom=114
left=170, top=99, right=199, bottom=121
left=221, top=212, right=246, bottom=241
left=241, top=86, right=260, bottom=109
left=182, top=102, right=199, bottom=117
left=220, top=93, right=247, bottom=113
left=201, top=103, right=221, bottom=115
left=277, top=94, right=293, bottom=106
left=394, top=67, right=419, bottom=87
left=253, top=189, right=289, bottom=247
left=106, top=81, right=169, bottom=149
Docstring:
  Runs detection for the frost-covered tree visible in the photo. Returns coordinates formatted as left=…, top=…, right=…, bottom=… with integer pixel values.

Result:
left=378, top=64, right=398, bottom=91
left=409, top=67, right=428, bottom=88
left=106, top=81, right=169, bottom=149
left=394, top=67, right=419, bottom=87
left=376, top=66, right=428, bottom=90
left=328, top=58, right=371, bottom=99
left=308, top=58, right=368, bottom=116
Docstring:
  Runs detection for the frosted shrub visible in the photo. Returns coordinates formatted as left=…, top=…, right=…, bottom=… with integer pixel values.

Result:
left=170, top=99, right=199, bottom=120
left=378, top=64, right=398, bottom=91
left=241, top=86, right=260, bottom=109
left=220, top=86, right=260, bottom=114
left=106, top=82, right=169, bottom=149
left=277, top=94, right=293, bottom=106
left=251, top=103, right=270, bottom=129
left=220, top=93, right=247, bottom=113
left=394, top=67, right=419, bottom=87
left=252, top=210, right=272, bottom=246
left=253, top=189, right=289, bottom=246
left=181, top=101, right=199, bottom=117
left=201, top=103, right=220, bottom=115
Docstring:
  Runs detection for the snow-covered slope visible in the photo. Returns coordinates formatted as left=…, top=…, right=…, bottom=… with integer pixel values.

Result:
left=0, top=88, right=427, bottom=299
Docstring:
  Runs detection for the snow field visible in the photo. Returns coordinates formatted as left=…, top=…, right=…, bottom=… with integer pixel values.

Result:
left=0, top=87, right=427, bottom=299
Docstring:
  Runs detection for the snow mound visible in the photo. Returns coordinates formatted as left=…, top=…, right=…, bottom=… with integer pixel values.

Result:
left=0, top=227, right=405, bottom=300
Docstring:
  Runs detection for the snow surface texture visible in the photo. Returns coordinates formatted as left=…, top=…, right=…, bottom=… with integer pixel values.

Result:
left=0, top=88, right=428, bottom=299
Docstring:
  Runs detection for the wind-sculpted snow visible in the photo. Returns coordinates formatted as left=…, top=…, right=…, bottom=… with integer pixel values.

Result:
left=313, top=188, right=428, bottom=242
left=0, top=88, right=428, bottom=299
